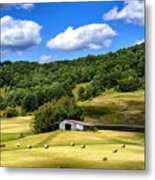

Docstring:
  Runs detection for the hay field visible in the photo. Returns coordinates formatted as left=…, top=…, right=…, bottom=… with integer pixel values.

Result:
left=1, top=117, right=144, bottom=169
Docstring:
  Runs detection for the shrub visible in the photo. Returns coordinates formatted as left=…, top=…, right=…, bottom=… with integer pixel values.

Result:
left=88, top=126, right=98, bottom=132
left=4, top=107, right=18, bottom=117
left=19, top=132, right=24, bottom=138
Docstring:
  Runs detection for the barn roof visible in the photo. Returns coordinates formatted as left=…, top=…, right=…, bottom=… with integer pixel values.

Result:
left=63, top=119, right=92, bottom=126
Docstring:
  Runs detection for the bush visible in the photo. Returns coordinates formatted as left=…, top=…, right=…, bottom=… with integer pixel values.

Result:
left=33, top=96, right=84, bottom=133
left=4, top=107, right=18, bottom=117
left=88, top=126, right=98, bottom=132
left=19, top=132, right=24, bottom=138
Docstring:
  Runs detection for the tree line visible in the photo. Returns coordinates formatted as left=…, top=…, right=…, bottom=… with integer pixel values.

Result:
left=0, top=43, right=144, bottom=117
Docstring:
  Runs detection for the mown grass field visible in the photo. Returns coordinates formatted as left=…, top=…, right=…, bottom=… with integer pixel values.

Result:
left=1, top=116, right=33, bottom=143
left=1, top=116, right=144, bottom=169
left=73, top=84, right=144, bottom=126
left=1, top=116, right=32, bottom=133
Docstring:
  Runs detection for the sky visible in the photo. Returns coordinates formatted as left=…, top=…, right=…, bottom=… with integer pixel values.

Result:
left=0, top=1, right=145, bottom=63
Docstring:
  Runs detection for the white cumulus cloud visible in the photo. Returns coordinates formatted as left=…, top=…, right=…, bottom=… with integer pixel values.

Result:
left=135, top=39, right=144, bottom=45
left=18, top=3, right=34, bottom=10
left=103, top=1, right=144, bottom=25
left=39, top=55, right=58, bottom=64
left=0, top=3, right=34, bottom=11
left=1, top=16, right=42, bottom=52
left=46, top=23, right=116, bottom=51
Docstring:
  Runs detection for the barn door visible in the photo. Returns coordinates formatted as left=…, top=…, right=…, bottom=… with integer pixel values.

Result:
left=65, top=124, right=71, bottom=130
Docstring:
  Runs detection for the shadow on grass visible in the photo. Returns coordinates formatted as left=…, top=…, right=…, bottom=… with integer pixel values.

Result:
left=83, top=106, right=115, bottom=117
left=82, top=99, right=144, bottom=126
left=125, top=100, right=144, bottom=110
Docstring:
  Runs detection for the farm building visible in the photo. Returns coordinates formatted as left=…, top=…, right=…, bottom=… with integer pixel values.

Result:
left=59, top=119, right=92, bottom=131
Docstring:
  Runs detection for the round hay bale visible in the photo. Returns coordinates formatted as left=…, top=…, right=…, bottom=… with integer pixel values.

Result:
left=112, top=148, right=118, bottom=153
left=121, top=144, right=126, bottom=148
left=27, top=145, right=32, bottom=149
left=102, top=157, right=108, bottom=161
left=81, top=144, right=86, bottom=149
left=44, top=144, right=49, bottom=149
left=16, top=143, right=20, bottom=147
left=70, top=142, right=75, bottom=147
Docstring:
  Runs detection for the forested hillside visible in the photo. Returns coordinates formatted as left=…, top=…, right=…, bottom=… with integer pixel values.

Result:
left=0, top=43, right=144, bottom=116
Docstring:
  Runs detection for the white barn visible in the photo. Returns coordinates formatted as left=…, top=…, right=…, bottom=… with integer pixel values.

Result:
left=59, top=119, right=92, bottom=131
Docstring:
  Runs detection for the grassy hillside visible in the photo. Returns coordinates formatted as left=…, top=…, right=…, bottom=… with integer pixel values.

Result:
left=82, top=90, right=144, bottom=125
left=1, top=116, right=33, bottom=143
left=73, top=84, right=144, bottom=126
left=1, top=117, right=144, bottom=169
left=1, top=116, right=32, bottom=133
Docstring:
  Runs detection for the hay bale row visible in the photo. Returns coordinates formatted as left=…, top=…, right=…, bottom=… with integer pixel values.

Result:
left=102, top=144, right=127, bottom=162
left=112, top=144, right=126, bottom=153
left=15, top=143, right=50, bottom=149
left=70, top=142, right=86, bottom=149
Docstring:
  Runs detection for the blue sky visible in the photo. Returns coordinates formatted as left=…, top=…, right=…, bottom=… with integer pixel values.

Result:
left=1, top=1, right=144, bottom=63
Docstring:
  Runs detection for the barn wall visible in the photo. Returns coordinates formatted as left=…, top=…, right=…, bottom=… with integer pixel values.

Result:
left=71, top=123, right=76, bottom=130
left=59, top=121, right=89, bottom=131
left=75, top=124, right=84, bottom=131
left=59, top=122, right=64, bottom=130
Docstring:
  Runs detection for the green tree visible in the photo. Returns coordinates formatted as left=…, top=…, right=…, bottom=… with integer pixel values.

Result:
left=118, top=76, right=140, bottom=92
left=45, top=83, right=67, bottom=102
left=78, top=87, right=85, bottom=99
left=22, top=94, right=38, bottom=112
left=35, top=91, right=46, bottom=107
